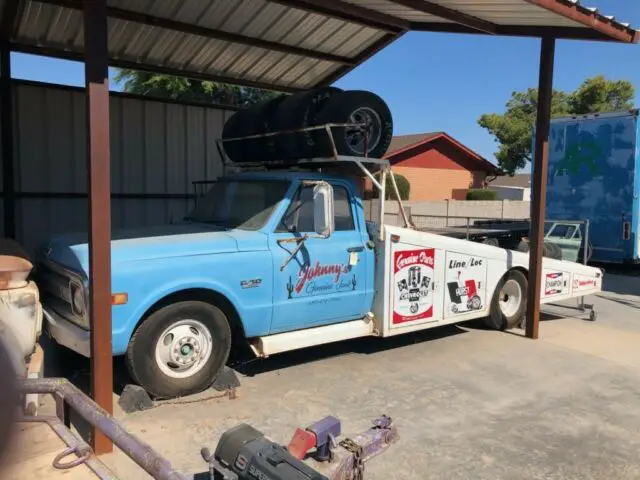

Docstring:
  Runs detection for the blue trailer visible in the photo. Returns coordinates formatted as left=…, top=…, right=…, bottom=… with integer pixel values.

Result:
left=543, top=110, right=640, bottom=264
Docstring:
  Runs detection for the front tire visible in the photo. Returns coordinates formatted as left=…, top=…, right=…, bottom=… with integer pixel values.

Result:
left=484, top=270, right=528, bottom=331
left=126, top=301, right=232, bottom=399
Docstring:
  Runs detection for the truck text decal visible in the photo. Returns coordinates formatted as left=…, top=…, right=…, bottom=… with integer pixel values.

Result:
left=296, top=261, right=350, bottom=294
left=286, top=261, right=354, bottom=299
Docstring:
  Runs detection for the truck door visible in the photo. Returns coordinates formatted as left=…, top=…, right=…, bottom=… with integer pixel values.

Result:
left=269, top=182, right=368, bottom=333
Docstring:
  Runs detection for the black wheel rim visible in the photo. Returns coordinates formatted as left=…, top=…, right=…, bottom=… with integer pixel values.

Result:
left=345, top=107, right=382, bottom=155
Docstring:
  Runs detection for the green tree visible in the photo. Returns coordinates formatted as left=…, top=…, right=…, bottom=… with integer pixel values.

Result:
left=114, top=69, right=279, bottom=107
left=478, top=75, right=635, bottom=175
left=384, top=172, right=410, bottom=200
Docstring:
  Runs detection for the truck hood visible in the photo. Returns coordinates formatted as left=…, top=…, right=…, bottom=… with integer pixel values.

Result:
left=39, top=223, right=268, bottom=273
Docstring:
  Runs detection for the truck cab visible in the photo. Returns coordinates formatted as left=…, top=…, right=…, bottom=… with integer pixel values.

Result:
left=38, top=171, right=375, bottom=398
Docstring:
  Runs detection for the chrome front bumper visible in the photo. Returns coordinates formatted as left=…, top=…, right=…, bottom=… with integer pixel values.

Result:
left=44, top=307, right=90, bottom=358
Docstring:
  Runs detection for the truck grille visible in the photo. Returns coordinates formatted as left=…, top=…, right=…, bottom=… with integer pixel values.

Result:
left=36, top=261, right=88, bottom=329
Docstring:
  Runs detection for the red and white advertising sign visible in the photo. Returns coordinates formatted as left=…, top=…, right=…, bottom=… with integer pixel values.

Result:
left=544, top=272, right=564, bottom=296
left=444, top=252, right=487, bottom=317
left=392, top=248, right=435, bottom=324
left=572, top=274, right=598, bottom=292
left=541, top=269, right=570, bottom=298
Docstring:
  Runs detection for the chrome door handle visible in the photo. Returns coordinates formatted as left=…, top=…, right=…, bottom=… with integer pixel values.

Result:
left=347, top=246, right=364, bottom=253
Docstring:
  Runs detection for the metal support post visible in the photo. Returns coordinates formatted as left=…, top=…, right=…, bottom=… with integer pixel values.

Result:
left=526, top=36, right=556, bottom=340
left=83, top=0, right=114, bottom=454
left=0, top=40, right=15, bottom=238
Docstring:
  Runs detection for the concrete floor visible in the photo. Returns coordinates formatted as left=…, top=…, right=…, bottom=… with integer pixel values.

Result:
left=5, top=273, right=640, bottom=479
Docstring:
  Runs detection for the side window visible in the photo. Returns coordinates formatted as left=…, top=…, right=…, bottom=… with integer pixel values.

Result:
left=277, top=185, right=355, bottom=233
left=334, top=186, right=355, bottom=231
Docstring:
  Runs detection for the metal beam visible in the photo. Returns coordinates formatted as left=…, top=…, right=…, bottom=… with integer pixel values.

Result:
left=37, top=0, right=354, bottom=65
left=11, top=43, right=302, bottom=93
left=524, top=0, right=638, bottom=44
left=388, top=0, right=496, bottom=34
left=83, top=0, right=113, bottom=455
left=0, top=40, right=14, bottom=239
left=411, top=22, right=625, bottom=42
left=0, top=0, right=21, bottom=37
left=268, top=0, right=408, bottom=33
left=526, top=36, right=556, bottom=340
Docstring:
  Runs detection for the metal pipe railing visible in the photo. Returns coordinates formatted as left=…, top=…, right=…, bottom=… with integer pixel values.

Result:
left=18, top=378, right=188, bottom=480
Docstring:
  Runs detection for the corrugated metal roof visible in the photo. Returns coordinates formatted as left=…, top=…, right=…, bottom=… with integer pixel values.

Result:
left=343, top=0, right=586, bottom=26
left=7, top=0, right=639, bottom=92
left=343, top=0, right=449, bottom=22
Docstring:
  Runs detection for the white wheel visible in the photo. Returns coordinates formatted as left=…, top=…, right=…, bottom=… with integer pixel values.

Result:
left=126, top=301, right=231, bottom=398
left=485, top=270, right=528, bottom=330
left=154, top=319, right=213, bottom=379
left=499, top=279, right=523, bottom=318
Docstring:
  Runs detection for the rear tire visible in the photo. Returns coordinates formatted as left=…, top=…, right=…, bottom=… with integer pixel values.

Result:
left=517, top=240, right=562, bottom=260
left=481, top=238, right=500, bottom=247
left=126, top=301, right=232, bottom=399
left=544, top=242, right=563, bottom=260
left=484, top=270, right=528, bottom=331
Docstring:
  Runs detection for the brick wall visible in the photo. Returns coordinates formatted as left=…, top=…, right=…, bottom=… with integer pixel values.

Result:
left=381, top=136, right=492, bottom=201
left=392, top=166, right=487, bottom=201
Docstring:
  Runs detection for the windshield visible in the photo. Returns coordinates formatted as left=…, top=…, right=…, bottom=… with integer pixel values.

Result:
left=186, top=180, right=290, bottom=230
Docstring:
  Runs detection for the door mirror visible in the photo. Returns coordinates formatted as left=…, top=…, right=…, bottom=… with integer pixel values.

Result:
left=313, top=182, right=334, bottom=237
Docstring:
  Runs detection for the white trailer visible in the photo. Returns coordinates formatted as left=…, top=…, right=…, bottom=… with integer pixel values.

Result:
left=246, top=155, right=602, bottom=357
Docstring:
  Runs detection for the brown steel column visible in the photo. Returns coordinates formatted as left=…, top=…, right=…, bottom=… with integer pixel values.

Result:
left=0, top=41, right=15, bottom=239
left=83, top=0, right=113, bottom=454
left=525, top=36, right=556, bottom=340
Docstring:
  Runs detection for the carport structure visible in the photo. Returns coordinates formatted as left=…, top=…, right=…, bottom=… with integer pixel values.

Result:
left=0, top=0, right=637, bottom=456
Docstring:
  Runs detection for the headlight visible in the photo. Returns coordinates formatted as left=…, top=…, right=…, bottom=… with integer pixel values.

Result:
left=71, top=284, right=85, bottom=315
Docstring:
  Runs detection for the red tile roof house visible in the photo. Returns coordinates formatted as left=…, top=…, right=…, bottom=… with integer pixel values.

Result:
left=364, top=133, right=502, bottom=201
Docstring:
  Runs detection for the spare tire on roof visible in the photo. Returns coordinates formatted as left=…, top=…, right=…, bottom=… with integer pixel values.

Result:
left=249, top=95, right=288, bottom=162
left=221, top=95, right=288, bottom=163
left=221, top=108, right=255, bottom=163
left=271, top=86, right=343, bottom=161
left=313, top=90, right=393, bottom=159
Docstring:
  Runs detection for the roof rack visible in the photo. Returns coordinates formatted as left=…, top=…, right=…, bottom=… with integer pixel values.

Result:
left=215, top=123, right=390, bottom=170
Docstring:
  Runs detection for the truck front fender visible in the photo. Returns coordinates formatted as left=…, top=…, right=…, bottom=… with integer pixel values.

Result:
left=112, top=278, right=249, bottom=356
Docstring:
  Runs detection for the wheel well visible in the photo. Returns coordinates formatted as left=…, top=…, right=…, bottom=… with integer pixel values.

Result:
left=509, top=266, right=528, bottom=280
left=491, top=267, right=529, bottom=299
left=136, top=289, right=246, bottom=345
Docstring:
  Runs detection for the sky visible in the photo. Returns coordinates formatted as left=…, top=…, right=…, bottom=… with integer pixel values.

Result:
left=10, top=1, right=640, bottom=172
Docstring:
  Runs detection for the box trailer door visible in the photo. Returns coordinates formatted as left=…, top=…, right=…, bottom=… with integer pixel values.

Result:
left=545, top=112, right=638, bottom=263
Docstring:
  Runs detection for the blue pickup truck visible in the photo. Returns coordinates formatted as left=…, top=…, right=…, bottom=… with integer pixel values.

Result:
left=37, top=162, right=604, bottom=398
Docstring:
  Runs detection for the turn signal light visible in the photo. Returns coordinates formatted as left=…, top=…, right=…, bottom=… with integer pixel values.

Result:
left=112, top=293, right=128, bottom=305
